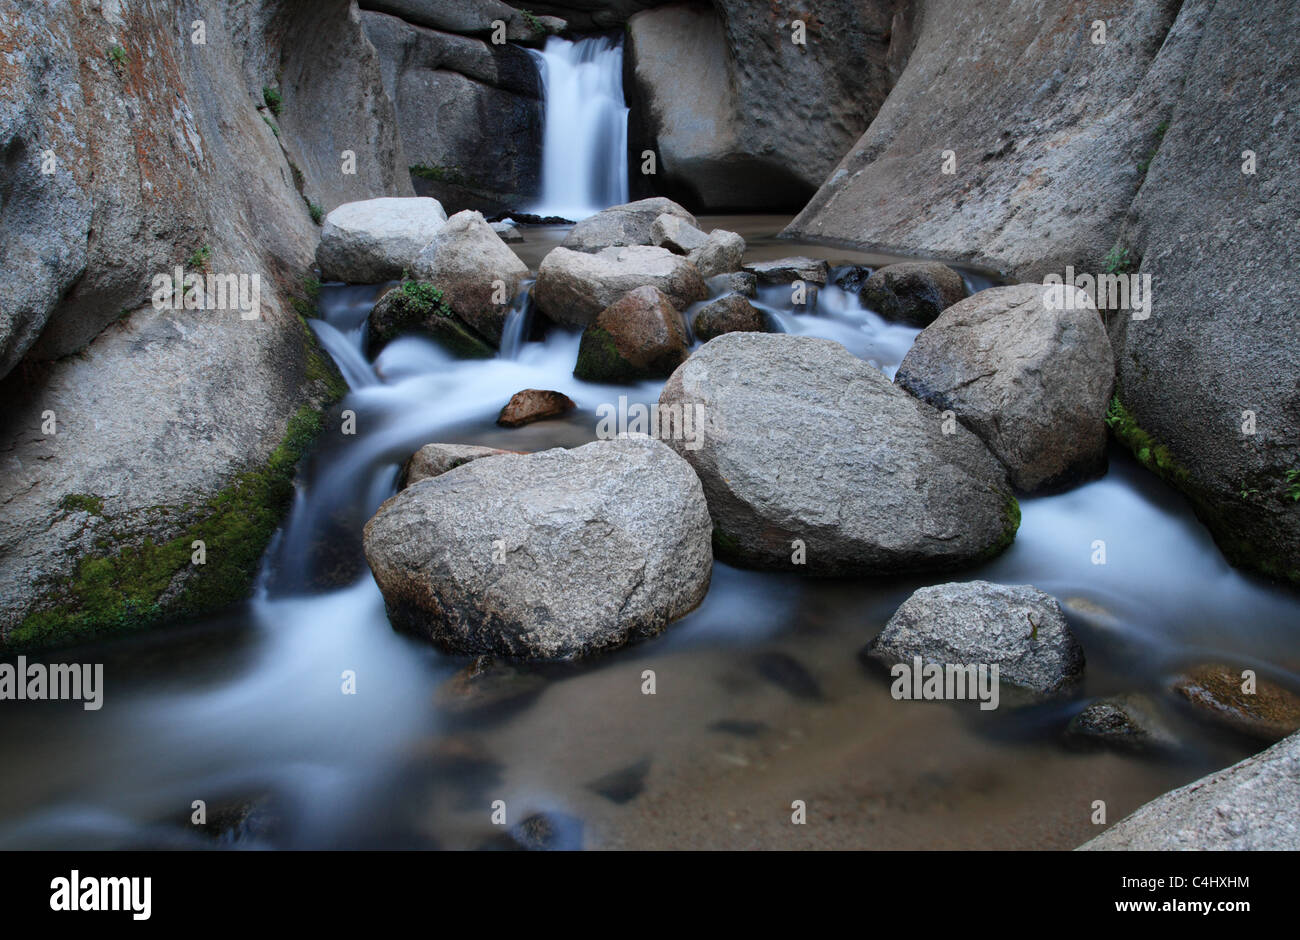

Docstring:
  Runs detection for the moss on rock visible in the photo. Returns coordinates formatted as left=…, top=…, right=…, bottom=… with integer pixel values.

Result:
left=9, top=405, right=328, bottom=652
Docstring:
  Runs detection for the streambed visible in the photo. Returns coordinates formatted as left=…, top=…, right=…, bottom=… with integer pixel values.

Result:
left=0, top=219, right=1297, bottom=850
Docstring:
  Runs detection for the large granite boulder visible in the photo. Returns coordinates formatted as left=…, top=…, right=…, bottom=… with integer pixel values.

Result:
left=410, top=210, right=528, bottom=345
left=362, top=438, right=713, bottom=659
left=532, top=245, right=707, bottom=327
left=657, top=333, right=1019, bottom=574
left=895, top=284, right=1115, bottom=493
left=0, top=0, right=397, bottom=650
left=316, top=197, right=448, bottom=283
left=1080, top=730, right=1300, bottom=850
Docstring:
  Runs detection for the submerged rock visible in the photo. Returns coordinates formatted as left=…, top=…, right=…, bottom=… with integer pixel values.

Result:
left=1067, top=694, right=1179, bottom=753
left=533, top=245, right=707, bottom=327
left=403, top=444, right=512, bottom=488
left=561, top=197, right=697, bottom=253
left=368, top=280, right=494, bottom=358
left=316, top=197, right=448, bottom=283
left=860, top=262, right=968, bottom=327
left=410, top=210, right=528, bottom=346
left=586, top=758, right=651, bottom=804
left=573, top=286, right=689, bottom=383
left=692, top=293, right=769, bottom=343
left=433, top=655, right=548, bottom=723
left=895, top=283, right=1115, bottom=493
left=1171, top=664, right=1300, bottom=743
left=1080, top=730, right=1300, bottom=850
left=658, top=333, right=1018, bottom=574
left=865, top=581, right=1085, bottom=698
left=362, top=438, right=712, bottom=659
left=497, top=389, right=576, bottom=428
left=743, top=256, right=829, bottom=286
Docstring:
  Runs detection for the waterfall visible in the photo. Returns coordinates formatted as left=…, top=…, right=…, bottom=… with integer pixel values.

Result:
left=526, top=35, right=630, bottom=220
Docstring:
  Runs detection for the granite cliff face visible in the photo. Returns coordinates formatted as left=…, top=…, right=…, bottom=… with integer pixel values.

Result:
left=0, top=0, right=408, bottom=647
left=789, top=0, right=1300, bottom=585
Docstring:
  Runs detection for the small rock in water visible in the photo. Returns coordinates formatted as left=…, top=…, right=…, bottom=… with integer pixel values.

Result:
left=860, top=261, right=968, bottom=326
left=692, top=292, right=769, bottom=343
left=743, top=256, right=830, bottom=286
left=402, top=443, right=513, bottom=488
left=490, top=220, right=523, bottom=243
left=433, top=655, right=548, bottom=723
left=511, top=812, right=584, bottom=851
left=1171, top=664, right=1300, bottom=743
left=706, top=271, right=757, bottom=298
left=865, top=581, right=1085, bottom=698
left=497, top=389, right=576, bottom=428
left=832, top=265, right=873, bottom=294
left=587, top=758, right=651, bottom=804
left=1066, top=694, right=1180, bottom=753
left=753, top=650, right=823, bottom=701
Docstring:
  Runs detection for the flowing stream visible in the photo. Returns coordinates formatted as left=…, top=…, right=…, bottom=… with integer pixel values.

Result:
left=1, top=219, right=1298, bottom=849
left=525, top=35, right=630, bottom=219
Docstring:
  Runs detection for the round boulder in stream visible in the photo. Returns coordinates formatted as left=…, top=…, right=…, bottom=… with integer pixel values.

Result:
left=410, top=210, right=529, bottom=347
left=865, top=581, right=1085, bottom=698
left=573, top=286, right=689, bottom=383
left=362, top=438, right=713, bottom=660
left=895, top=283, right=1115, bottom=493
left=859, top=261, right=968, bottom=326
left=533, top=245, right=708, bottom=327
left=657, top=333, right=1019, bottom=573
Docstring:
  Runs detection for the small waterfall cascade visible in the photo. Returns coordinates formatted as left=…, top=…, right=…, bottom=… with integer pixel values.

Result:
left=526, top=34, right=630, bottom=220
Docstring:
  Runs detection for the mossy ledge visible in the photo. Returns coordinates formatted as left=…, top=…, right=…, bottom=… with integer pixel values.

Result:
left=1105, top=394, right=1190, bottom=486
left=1108, top=394, right=1299, bottom=585
left=8, top=406, right=332, bottom=653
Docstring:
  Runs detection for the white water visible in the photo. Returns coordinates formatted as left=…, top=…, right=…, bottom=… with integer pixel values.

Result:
left=526, top=35, right=630, bottom=220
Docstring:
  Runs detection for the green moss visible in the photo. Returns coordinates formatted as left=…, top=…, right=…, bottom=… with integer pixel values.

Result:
left=262, top=86, right=283, bottom=116
left=186, top=244, right=211, bottom=271
left=1105, top=395, right=1190, bottom=485
left=977, top=493, right=1021, bottom=562
left=409, top=163, right=480, bottom=189
left=371, top=280, right=493, bottom=358
left=309, top=202, right=324, bottom=225
left=106, top=44, right=128, bottom=72
left=290, top=274, right=322, bottom=319
left=1102, top=245, right=1135, bottom=276
left=59, top=494, right=105, bottom=517
left=262, top=115, right=279, bottom=137
left=8, top=406, right=328, bottom=652
left=573, top=326, right=633, bottom=382
left=1286, top=469, right=1300, bottom=503
left=520, top=9, right=547, bottom=34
